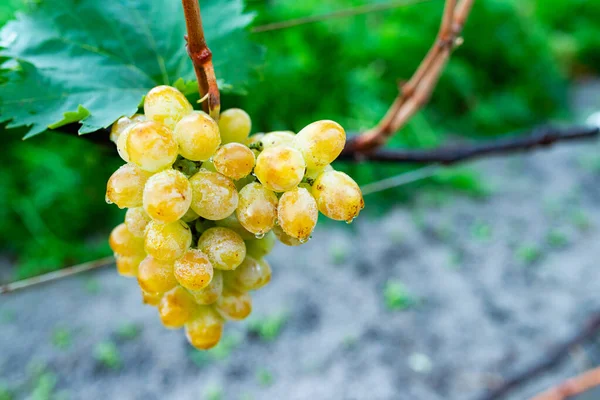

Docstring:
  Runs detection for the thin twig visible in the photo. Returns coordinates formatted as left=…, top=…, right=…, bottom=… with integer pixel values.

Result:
left=0, top=256, right=115, bottom=295
left=340, top=126, right=600, bottom=164
left=529, top=366, right=600, bottom=400
left=477, top=312, right=600, bottom=400
left=182, top=0, right=220, bottom=119
left=251, top=0, right=435, bottom=33
left=347, top=0, right=475, bottom=152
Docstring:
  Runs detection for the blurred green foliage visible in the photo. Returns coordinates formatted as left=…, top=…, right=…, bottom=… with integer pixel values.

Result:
left=1, top=0, right=600, bottom=280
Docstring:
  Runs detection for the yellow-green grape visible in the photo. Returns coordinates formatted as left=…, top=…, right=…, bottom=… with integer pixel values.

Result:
left=106, top=163, right=151, bottom=208
left=185, top=307, right=224, bottom=350
left=272, top=225, right=302, bottom=246
left=181, top=207, right=200, bottom=223
left=261, top=131, right=295, bottom=149
left=189, top=170, right=238, bottom=220
left=144, top=85, right=193, bottom=130
left=312, top=171, right=364, bottom=222
left=137, top=256, right=177, bottom=294
left=245, top=231, right=276, bottom=259
left=126, top=121, right=178, bottom=172
left=254, top=146, right=305, bottom=192
left=277, top=187, right=318, bottom=241
left=214, top=213, right=254, bottom=240
left=116, top=124, right=133, bottom=162
left=143, top=169, right=192, bottom=223
left=188, top=269, right=223, bottom=305
left=218, top=108, right=251, bottom=144
left=236, top=182, right=278, bottom=235
left=200, top=160, right=217, bottom=172
left=110, top=114, right=146, bottom=143
left=115, top=254, right=144, bottom=277
left=141, top=289, right=162, bottom=306
left=173, top=111, right=221, bottom=161
left=213, top=143, right=255, bottom=180
left=144, top=220, right=192, bottom=262
left=214, top=288, right=252, bottom=321
left=158, top=286, right=198, bottom=328
left=124, top=207, right=151, bottom=237
left=174, top=249, right=214, bottom=291
left=109, top=223, right=145, bottom=256
left=294, top=120, right=346, bottom=169
left=246, top=133, right=264, bottom=147
left=197, top=227, right=246, bottom=270
left=225, top=256, right=271, bottom=291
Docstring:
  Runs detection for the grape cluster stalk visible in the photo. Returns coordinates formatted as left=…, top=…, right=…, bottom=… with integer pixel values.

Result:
left=106, top=85, right=364, bottom=349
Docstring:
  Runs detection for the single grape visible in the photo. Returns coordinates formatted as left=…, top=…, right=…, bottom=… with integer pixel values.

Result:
left=200, top=160, right=217, bottom=172
left=137, top=256, right=178, bottom=294
left=126, top=121, right=179, bottom=172
left=124, top=207, right=152, bottom=237
left=254, top=145, right=305, bottom=192
left=225, top=256, right=271, bottom=291
left=141, top=289, right=162, bottom=306
left=188, top=269, right=223, bottom=305
left=214, top=288, right=252, bottom=321
left=115, top=254, right=144, bottom=277
left=181, top=207, right=200, bottom=223
left=236, top=182, right=278, bottom=235
left=272, top=225, right=303, bottom=246
left=144, top=85, right=193, bottom=130
left=174, top=249, right=214, bottom=291
left=277, top=187, right=318, bottom=241
left=214, top=213, right=254, bottom=240
left=261, top=131, right=295, bottom=149
left=189, top=170, right=238, bottom=220
left=109, top=223, right=145, bottom=256
left=143, top=169, right=192, bottom=223
left=173, top=111, right=221, bottom=161
left=158, top=286, right=198, bottom=328
left=110, top=114, right=145, bottom=143
left=294, top=120, right=346, bottom=169
left=116, top=124, right=133, bottom=162
left=218, top=108, right=251, bottom=144
left=144, top=220, right=192, bottom=262
left=246, top=133, right=264, bottom=147
left=245, top=231, right=276, bottom=259
left=106, top=163, right=151, bottom=209
left=184, top=307, right=224, bottom=350
left=213, top=143, right=255, bottom=180
left=197, top=227, right=246, bottom=270
left=312, top=171, right=364, bottom=222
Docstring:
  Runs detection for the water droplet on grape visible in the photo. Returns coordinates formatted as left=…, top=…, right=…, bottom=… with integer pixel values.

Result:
left=299, top=237, right=309, bottom=244
left=255, top=233, right=265, bottom=239
left=345, top=219, right=354, bottom=224
left=105, top=195, right=113, bottom=204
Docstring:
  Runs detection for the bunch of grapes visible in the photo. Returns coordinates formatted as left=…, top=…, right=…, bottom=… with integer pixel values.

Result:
left=106, top=85, right=364, bottom=350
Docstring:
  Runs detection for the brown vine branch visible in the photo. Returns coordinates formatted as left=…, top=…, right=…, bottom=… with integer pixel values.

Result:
left=477, top=311, right=600, bottom=400
left=0, top=256, right=115, bottom=295
left=182, top=0, right=220, bottom=119
left=339, top=125, right=600, bottom=164
left=530, top=366, right=600, bottom=400
left=346, top=0, right=475, bottom=153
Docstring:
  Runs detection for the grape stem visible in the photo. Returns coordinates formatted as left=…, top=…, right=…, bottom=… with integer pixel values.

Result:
left=339, top=125, right=600, bottom=164
left=344, top=0, right=474, bottom=153
left=182, top=0, right=220, bottom=119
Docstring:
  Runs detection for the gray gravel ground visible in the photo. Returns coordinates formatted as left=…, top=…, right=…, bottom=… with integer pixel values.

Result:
left=2, top=85, right=600, bottom=400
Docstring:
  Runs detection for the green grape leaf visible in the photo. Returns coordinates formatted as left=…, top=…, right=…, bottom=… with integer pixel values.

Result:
left=0, top=0, right=260, bottom=138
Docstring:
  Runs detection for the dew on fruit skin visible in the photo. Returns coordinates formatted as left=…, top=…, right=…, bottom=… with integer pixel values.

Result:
left=255, top=233, right=265, bottom=239
left=299, top=237, right=309, bottom=244
left=105, top=195, right=113, bottom=204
